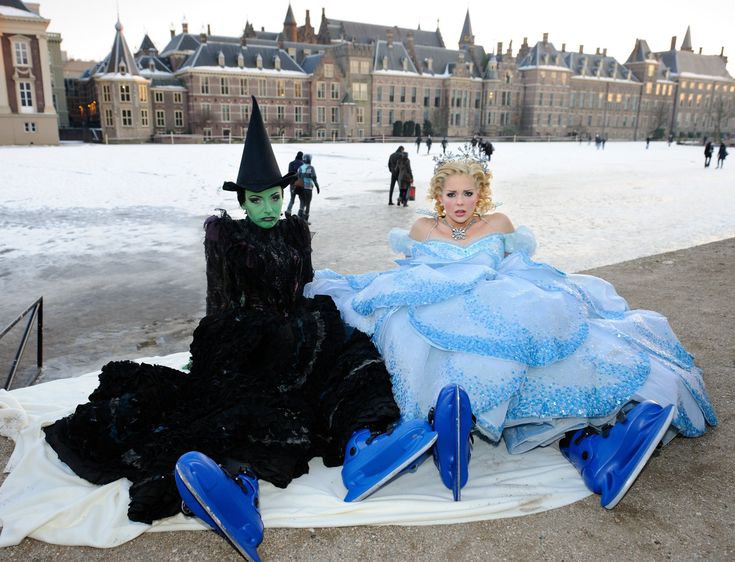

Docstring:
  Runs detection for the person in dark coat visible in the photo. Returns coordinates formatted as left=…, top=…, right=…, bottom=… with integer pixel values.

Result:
left=481, top=140, right=495, bottom=161
left=716, top=142, right=728, bottom=168
left=415, top=135, right=422, bottom=153
left=704, top=141, right=714, bottom=168
left=441, top=137, right=448, bottom=154
left=387, top=145, right=404, bottom=205
left=284, top=150, right=303, bottom=216
left=397, top=151, right=413, bottom=207
left=426, top=135, right=433, bottom=153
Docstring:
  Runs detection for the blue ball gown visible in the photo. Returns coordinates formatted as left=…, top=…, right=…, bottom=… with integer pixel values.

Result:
left=304, top=226, right=717, bottom=454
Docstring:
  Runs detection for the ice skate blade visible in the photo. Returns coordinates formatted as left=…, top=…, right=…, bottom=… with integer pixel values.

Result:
left=175, top=458, right=262, bottom=561
left=603, top=404, right=675, bottom=509
left=343, top=422, right=438, bottom=502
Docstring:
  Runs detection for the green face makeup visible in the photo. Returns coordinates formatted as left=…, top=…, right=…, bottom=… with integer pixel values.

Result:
left=242, top=186, right=283, bottom=229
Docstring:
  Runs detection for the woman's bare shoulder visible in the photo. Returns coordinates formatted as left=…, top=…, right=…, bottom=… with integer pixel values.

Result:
left=409, top=216, right=437, bottom=240
left=481, top=211, right=515, bottom=233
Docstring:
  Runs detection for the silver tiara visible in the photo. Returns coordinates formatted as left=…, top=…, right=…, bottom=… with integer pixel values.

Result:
left=432, top=143, right=491, bottom=174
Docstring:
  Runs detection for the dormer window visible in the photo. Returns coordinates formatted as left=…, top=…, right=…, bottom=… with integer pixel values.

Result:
left=402, top=57, right=408, bottom=71
left=468, top=62, right=474, bottom=74
left=505, top=72, right=512, bottom=84
left=458, top=51, right=465, bottom=63
left=218, top=51, right=225, bottom=67
left=426, top=57, right=433, bottom=72
left=256, top=53, right=263, bottom=69
left=118, top=61, right=127, bottom=75
left=274, top=56, right=281, bottom=71
left=237, top=53, right=244, bottom=68
left=382, top=55, right=389, bottom=70
left=149, top=60, right=155, bottom=72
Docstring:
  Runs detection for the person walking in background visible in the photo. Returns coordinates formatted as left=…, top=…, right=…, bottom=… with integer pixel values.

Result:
left=704, top=140, right=714, bottom=168
left=426, top=135, right=433, bottom=154
left=481, top=140, right=495, bottom=161
left=716, top=142, right=728, bottom=168
left=396, top=151, right=413, bottom=207
left=415, top=135, right=422, bottom=153
left=284, top=150, right=304, bottom=217
left=441, top=137, right=448, bottom=154
left=297, top=153, right=320, bottom=223
left=646, top=136, right=651, bottom=149
left=387, top=145, right=404, bottom=205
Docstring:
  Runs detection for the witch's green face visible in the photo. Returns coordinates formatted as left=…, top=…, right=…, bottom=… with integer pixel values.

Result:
left=242, top=186, right=283, bottom=229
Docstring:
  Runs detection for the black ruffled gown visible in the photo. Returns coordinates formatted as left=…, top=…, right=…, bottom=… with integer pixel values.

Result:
left=44, top=213, right=400, bottom=523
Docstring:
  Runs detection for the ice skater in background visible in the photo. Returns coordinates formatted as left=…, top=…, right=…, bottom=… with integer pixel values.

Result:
left=306, top=147, right=717, bottom=510
left=716, top=142, right=728, bottom=168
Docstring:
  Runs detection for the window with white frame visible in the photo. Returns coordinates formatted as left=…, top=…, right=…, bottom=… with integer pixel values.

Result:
left=222, top=104, right=231, bottom=122
left=104, top=108, right=113, bottom=126
left=154, top=91, right=164, bottom=103
left=121, top=108, right=133, bottom=126
left=240, top=78, right=248, bottom=96
left=276, top=105, right=285, bottom=121
left=23, top=121, right=36, bottom=132
left=353, top=83, right=367, bottom=101
left=277, top=80, right=285, bottom=97
left=156, top=110, right=165, bottom=127
left=14, top=41, right=30, bottom=65
left=331, top=107, right=339, bottom=123
left=102, top=85, right=111, bottom=102
left=330, top=83, right=340, bottom=100
left=317, top=106, right=325, bottom=123
left=174, top=92, right=182, bottom=104
left=360, top=60, right=370, bottom=74
left=120, top=84, right=131, bottom=102
left=221, top=77, right=229, bottom=95
left=356, top=107, right=364, bottom=124
left=201, top=77, right=210, bottom=94
left=175, top=110, right=184, bottom=128
left=316, top=82, right=326, bottom=99
left=141, top=109, right=149, bottom=126
left=324, top=63, right=334, bottom=78
left=138, top=84, right=148, bottom=102
left=19, top=81, right=33, bottom=111
left=203, top=128, right=212, bottom=140
left=294, top=81, right=302, bottom=98
left=316, top=129, right=326, bottom=139
left=295, top=106, right=303, bottom=123
left=261, top=105, right=267, bottom=122
left=257, top=79, right=266, bottom=96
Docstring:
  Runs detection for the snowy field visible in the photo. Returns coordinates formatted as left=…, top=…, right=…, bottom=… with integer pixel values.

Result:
left=1, top=140, right=734, bottom=382
left=2, top=139, right=733, bottom=271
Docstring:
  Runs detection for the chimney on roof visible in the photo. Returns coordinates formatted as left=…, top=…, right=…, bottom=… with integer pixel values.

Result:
left=200, top=27, right=207, bottom=43
left=182, top=21, right=188, bottom=34
left=603, top=48, right=607, bottom=57
left=543, top=32, right=548, bottom=44
left=579, top=45, right=584, bottom=54
left=386, top=28, right=394, bottom=48
left=595, top=47, right=600, bottom=55
left=670, top=36, right=677, bottom=50
left=497, top=41, right=503, bottom=55
left=170, top=24, right=175, bottom=39
left=699, top=47, right=702, bottom=54
left=406, top=31, right=414, bottom=52
left=720, top=46, right=724, bottom=56
left=561, top=43, right=566, bottom=52
left=207, top=24, right=211, bottom=36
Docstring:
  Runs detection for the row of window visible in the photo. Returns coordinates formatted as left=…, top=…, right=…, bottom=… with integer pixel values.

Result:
left=101, top=84, right=184, bottom=104
left=103, top=108, right=185, bottom=128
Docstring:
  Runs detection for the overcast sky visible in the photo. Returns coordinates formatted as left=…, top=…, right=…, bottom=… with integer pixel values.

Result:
left=36, top=0, right=735, bottom=71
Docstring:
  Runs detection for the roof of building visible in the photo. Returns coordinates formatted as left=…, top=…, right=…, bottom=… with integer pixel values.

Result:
left=657, top=49, right=733, bottom=80
left=373, top=40, right=418, bottom=74
left=177, top=41, right=303, bottom=74
left=102, top=20, right=140, bottom=76
left=323, top=18, right=444, bottom=48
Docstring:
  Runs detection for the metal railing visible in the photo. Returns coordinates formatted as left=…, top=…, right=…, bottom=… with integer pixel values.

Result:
left=1, top=297, right=43, bottom=390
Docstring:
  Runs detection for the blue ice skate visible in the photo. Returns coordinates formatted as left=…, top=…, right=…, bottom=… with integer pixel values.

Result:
left=175, top=451, right=264, bottom=562
left=430, top=384, right=474, bottom=501
left=342, top=419, right=438, bottom=502
left=559, top=400, right=675, bottom=509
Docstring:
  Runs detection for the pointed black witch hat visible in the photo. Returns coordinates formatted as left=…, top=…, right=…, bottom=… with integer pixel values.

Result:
left=223, top=96, right=295, bottom=193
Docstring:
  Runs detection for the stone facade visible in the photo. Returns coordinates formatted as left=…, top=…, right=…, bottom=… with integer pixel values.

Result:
left=0, top=0, right=58, bottom=145
left=70, top=8, right=735, bottom=144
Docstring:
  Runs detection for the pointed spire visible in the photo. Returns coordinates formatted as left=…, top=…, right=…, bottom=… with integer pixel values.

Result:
left=104, top=19, right=140, bottom=75
left=284, top=3, right=296, bottom=25
left=459, top=9, right=474, bottom=47
left=681, top=26, right=693, bottom=51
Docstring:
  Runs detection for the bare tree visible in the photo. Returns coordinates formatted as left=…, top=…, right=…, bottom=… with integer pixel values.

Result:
left=710, top=95, right=735, bottom=140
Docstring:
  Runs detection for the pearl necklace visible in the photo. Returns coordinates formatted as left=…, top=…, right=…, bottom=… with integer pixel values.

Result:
left=442, top=216, right=477, bottom=241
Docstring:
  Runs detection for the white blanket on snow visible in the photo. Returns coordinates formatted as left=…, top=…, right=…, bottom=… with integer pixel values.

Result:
left=0, top=352, right=590, bottom=548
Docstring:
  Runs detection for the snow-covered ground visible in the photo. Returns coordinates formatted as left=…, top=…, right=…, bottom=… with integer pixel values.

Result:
left=1, top=140, right=733, bottom=382
left=2, top=140, right=733, bottom=272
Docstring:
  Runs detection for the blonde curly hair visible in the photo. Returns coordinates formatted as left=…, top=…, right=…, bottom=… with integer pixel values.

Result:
left=428, top=159, right=495, bottom=216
